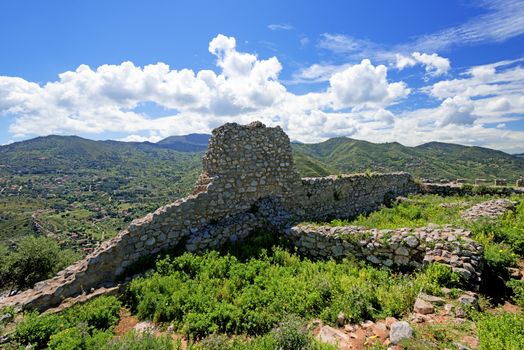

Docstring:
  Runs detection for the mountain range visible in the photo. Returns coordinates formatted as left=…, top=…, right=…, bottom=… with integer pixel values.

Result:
left=1, top=133, right=522, bottom=247
left=2, top=134, right=523, bottom=181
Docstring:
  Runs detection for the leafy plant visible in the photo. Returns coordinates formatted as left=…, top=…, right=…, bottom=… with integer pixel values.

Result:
left=507, top=279, right=524, bottom=308
left=476, top=312, right=524, bottom=350
left=62, top=295, right=122, bottom=330
left=47, top=326, right=113, bottom=350
left=1, top=236, right=80, bottom=291
left=12, top=312, right=67, bottom=349
left=271, top=314, right=312, bottom=350
left=104, top=331, right=174, bottom=350
left=12, top=296, right=122, bottom=349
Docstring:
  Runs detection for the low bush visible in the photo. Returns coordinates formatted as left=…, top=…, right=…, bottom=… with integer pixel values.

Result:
left=469, top=199, right=524, bottom=257
left=0, top=236, right=80, bottom=292
left=47, top=328, right=172, bottom=350
left=12, top=312, right=67, bottom=349
left=413, top=263, right=463, bottom=296
left=507, top=279, right=524, bottom=308
left=476, top=312, right=524, bottom=350
left=105, top=331, right=174, bottom=350
left=271, top=314, right=312, bottom=350
left=62, top=295, right=122, bottom=330
left=128, top=247, right=456, bottom=339
left=47, top=326, right=113, bottom=350
left=12, top=295, right=121, bottom=349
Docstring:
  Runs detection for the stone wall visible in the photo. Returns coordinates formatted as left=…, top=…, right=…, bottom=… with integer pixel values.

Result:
left=0, top=121, right=421, bottom=312
left=420, top=183, right=522, bottom=196
left=300, top=173, right=418, bottom=221
left=286, top=225, right=483, bottom=288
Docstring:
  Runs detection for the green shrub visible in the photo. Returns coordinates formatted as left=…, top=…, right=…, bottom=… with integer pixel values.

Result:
left=0, top=244, right=13, bottom=290
left=12, top=312, right=68, bottom=349
left=271, top=314, right=312, bottom=350
left=196, top=333, right=233, bottom=350
left=47, top=326, right=113, bottom=350
left=1, top=236, right=80, bottom=291
left=190, top=331, right=338, bottom=350
left=48, top=327, right=85, bottom=350
left=476, top=312, right=524, bottom=350
left=128, top=248, right=453, bottom=338
left=12, top=296, right=122, bottom=349
left=469, top=199, right=524, bottom=257
left=416, top=263, right=463, bottom=295
left=104, top=331, right=174, bottom=350
left=63, top=295, right=122, bottom=330
left=507, top=279, right=524, bottom=308
left=474, top=232, right=517, bottom=270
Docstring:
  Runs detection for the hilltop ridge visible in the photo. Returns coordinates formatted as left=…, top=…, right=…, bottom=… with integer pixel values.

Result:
left=1, top=134, right=523, bottom=181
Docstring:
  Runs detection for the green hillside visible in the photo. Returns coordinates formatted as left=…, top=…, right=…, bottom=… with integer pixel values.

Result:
left=156, top=133, right=210, bottom=152
left=1, top=134, right=523, bottom=248
left=0, top=136, right=202, bottom=246
left=292, top=137, right=524, bottom=181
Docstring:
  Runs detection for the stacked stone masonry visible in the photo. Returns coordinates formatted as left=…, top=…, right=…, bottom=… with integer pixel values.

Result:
left=420, top=183, right=523, bottom=196
left=286, top=225, right=483, bottom=288
left=0, top=121, right=486, bottom=312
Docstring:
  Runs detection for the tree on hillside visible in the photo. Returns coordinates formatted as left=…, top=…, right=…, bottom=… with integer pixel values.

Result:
left=0, top=236, right=80, bottom=292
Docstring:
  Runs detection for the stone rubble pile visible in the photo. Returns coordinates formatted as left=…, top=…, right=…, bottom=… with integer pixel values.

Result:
left=461, top=199, right=516, bottom=221
left=315, top=289, right=480, bottom=349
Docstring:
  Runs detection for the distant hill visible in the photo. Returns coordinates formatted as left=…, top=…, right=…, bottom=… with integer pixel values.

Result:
left=1, top=134, right=523, bottom=181
left=156, top=134, right=210, bottom=152
left=1, top=134, right=523, bottom=246
left=292, top=137, right=524, bottom=181
left=0, top=135, right=204, bottom=245
left=0, top=135, right=202, bottom=175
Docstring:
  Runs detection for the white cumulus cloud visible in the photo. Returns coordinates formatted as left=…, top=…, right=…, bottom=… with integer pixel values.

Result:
left=411, top=52, right=450, bottom=77
left=395, top=52, right=450, bottom=78
left=329, top=59, right=410, bottom=109
left=1, top=35, right=524, bottom=153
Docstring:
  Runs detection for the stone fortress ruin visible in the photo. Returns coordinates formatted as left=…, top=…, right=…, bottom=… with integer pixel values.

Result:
left=0, top=122, right=494, bottom=312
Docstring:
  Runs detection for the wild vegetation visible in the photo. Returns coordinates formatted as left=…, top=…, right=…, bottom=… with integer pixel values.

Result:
left=0, top=136, right=202, bottom=255
left=292, top=137, right=524, bottom=180
left=0, top=236, right=80, bottom=292
left=2, top=227, right=523, bottom=349
left=3, top=192, right=524, bottom=349
left=1, top=135, right=524, bottom=349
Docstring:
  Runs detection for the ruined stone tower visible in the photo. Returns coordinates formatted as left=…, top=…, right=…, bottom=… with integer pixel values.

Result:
left=0, top=121, right=418, bottom=312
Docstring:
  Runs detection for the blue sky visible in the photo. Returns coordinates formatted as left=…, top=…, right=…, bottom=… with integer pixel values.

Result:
left=1, top=0, right=524, bottom=152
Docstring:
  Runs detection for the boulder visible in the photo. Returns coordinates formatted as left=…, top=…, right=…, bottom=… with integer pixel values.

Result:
left=317, top=325, right=350, bottom=347
left=419, top=292, right=445, bottom=306
left=389, top=321, right=413, bottom=344
left=337, top=312, right=346, bottom=327
left=458, top=293, right=479, bottom=311
left=414, top=297, right=434, bottom=314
